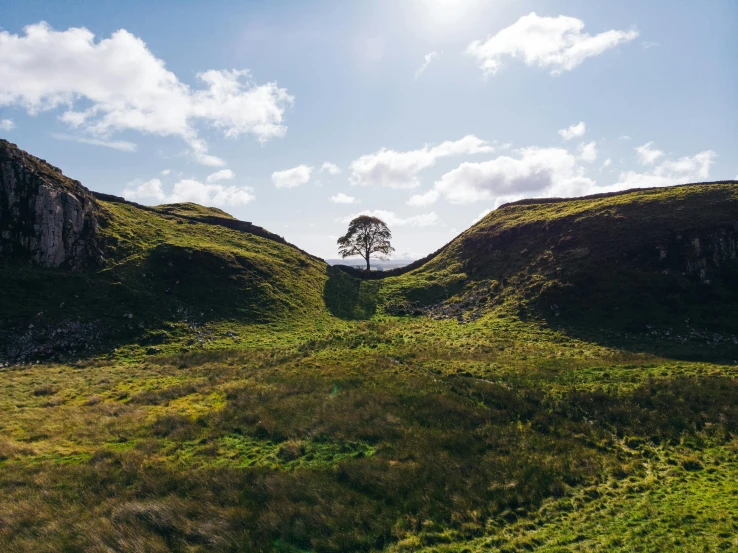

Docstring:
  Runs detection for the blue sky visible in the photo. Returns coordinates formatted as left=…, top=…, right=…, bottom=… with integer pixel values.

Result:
left=1, top=0, right=736, bottom=258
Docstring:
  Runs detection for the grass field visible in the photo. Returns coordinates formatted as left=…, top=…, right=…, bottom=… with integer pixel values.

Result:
left=1, top=182, right=738, bottom=551
left=1, top=311, right=737, bottom=552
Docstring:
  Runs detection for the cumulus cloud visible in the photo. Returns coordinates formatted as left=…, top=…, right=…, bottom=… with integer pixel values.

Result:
left=407, top=189, right=440, bottom=206
left=123, top=176, right=254, bottom=207
left=330, top=193, right=357, bottom=204
left=272, top=165, right=313, bottom=188
left=416, top=139, right=716, bottom=209
left=185, top=137, right=226, bottom=167
left=615, top=150, right=716, bottom=190
left=161, top=169, right=171, bottom=176
left=0, top=119, right=14, bottom=131
left=206, top=169, right=234, bottom=183
left=600, top=158, right=612, bottom=170
left=340, top=209, right=438, bottom=227
left=578, top=141, right=598, bottom=163
left=0, top=22, right=293, bottom=164
left=466, top=12, right=638, bottom=76
left=558, top=121, right=586, bottom=140
left=50, top=132, right=137, bottom=151
left=321, top=162, right=341, bottom=175
left=124, top=178, right=166, bottom=202
left=414, top=51, right=439, bottom=79
left=349, top=135, right=493, bottom=189
left=432, top=147, right=595, bottom=205
left=635, top=141, right=664, bottom=165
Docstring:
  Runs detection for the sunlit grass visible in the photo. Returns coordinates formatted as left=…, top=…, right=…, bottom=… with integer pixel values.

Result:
left=1, top=314, right=737, bottom=551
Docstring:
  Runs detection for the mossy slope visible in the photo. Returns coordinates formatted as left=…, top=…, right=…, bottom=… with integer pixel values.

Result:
left=0, top=195, right=335, bottom=360
left=378, top=183, right=738, bottom=337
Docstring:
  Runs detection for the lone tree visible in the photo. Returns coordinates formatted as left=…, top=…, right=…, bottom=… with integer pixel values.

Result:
left=337, top=215, right=394, bottom=271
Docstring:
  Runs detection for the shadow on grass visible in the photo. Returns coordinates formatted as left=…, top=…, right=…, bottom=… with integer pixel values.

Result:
left=323, top=266, right=378, bottom=320
left=536, top=306, right=738, bottom=364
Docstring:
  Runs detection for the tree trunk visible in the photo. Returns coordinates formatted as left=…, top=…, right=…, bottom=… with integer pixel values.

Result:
left=365, top=256, right=370, bottom=271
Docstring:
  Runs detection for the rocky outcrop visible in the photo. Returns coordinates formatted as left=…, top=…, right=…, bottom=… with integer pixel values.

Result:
left=0, top=139, right=103, bottom=269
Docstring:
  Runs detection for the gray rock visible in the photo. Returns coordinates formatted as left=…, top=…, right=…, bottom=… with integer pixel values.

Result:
left=0, top=139, right=104, bottom=269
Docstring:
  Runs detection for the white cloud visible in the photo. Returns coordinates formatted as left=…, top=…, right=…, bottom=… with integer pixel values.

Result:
left=578, top=141, right=598, bottom=163
left=185, top=136, right=225, bottom=167
left=123, top=178, right=166, bottom=202
left=558, top=121, right=586, bottom=140
left=320, top=162, right=341, bottom=175
left=124, top=176, right=254, bottom=207
left=407, top=189, right=440, bottom=206
left=414, top=51, right=439, bottom=79
left=472, top=208, right=492, bottom=225
left=161, top=169, right=171, bottom=176
left=466, top=12, right=638, bottom=76
left=340, top=209, right=439, bottom=227
left=206, top=168, right=234, bottom=183
left=615, top=150, right=716, bottom=190
left=0, top=119, right=14, bottom=131
left=0, top=22, right=293, bottom=164
left=272, top=164, right=313, bottom=188
left=405, top=135, right=716, bottom=209
left=330, top=193, right=357, bottom=204
left=635, top=141, right=664, bottom=165
left=349, top=135, right=493, bottom=189
left=50, top=132, right=137, bottom=151
left=432, top=147, right=595, bottom=205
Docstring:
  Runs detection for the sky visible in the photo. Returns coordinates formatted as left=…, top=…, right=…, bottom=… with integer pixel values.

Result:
left=1, top=0, right=736, bottom=259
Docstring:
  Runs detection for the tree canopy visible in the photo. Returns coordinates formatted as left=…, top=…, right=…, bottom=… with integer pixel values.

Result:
left=337, top=215, right=394, bottom=270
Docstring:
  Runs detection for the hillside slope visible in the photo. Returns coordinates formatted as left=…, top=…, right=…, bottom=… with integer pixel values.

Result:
left=2, top=143, right=738, bottom=553
left=3, top=137, right=738, bottom=362
left=0, top=140, right=332, bottom=362
left=377, top=182, right=738, bottom=340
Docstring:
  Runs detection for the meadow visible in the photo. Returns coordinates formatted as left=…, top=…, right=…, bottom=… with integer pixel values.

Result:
left=1, top=179, right=738, bottom=551
left=1, top=312, right=736, bottom=552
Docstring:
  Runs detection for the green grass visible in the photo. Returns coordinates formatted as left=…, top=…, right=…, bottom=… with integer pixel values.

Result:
left=375, top=182, right=738, bottom=342
left=397, top=442, right=738, bottom=552
left=0, top=197, right=347, bottom=363
left=153, top=202, right=238, bottom=220
left=1, top=183, right=738, bottom=551
left=1, top=313, right=737, bottom=551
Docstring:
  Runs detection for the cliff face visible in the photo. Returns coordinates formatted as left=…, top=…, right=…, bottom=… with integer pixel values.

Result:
left=0, top=139, right=103, bottom=269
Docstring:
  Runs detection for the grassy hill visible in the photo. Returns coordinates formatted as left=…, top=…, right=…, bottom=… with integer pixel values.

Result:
left=0, top=192, right=337, bottom=362
left=370, top=182, right=738, bottom=358
left=3, top=148, right=737, bottom=362
left=1, top=141, right=738, bottom=553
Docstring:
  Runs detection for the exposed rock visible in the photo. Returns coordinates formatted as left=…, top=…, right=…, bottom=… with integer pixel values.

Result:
left=0, top=139, right=103, bottom=269
left=0, top=318, right=108, bottom=363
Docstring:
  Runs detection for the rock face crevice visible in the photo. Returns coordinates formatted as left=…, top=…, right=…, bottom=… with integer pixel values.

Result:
left=0, top=139, right=103, bottom=269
